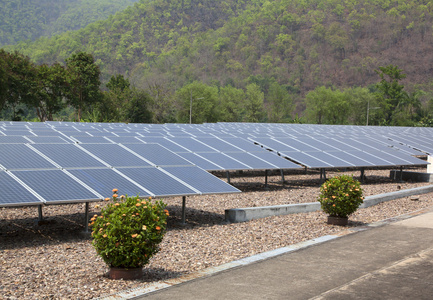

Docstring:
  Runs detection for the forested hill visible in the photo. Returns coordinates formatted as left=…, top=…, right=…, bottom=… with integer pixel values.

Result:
left=0, top=0, right=139, bottom=46
left=5, top=0, right=433, bottom=106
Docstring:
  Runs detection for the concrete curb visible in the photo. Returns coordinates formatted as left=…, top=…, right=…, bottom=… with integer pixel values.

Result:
left=225, top=184, right=433, bottom=223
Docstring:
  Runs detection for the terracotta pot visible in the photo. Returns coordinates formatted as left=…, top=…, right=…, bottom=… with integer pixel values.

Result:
left=327, top=216, right=348, bottom=226
left=109, top=267, right=143, bottom=280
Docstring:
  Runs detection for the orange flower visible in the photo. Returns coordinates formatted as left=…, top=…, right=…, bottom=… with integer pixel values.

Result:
left=156, top=226, right=161, bottom=231
left=331, top=196, right=336, bottom=199
left=113, top=194, right=118, bottom=198
left=131, top=234, right=138, bottom=238
left=136, top=213, right=139, bottom=216
left=148, top=196, right=152, bottom=200
left=136, top=203, right=141, bottom=207
left=166, top=212, right=169, bottom=216
left=332, top=204, right=336, bottom=207
left=142, top=225, right=147, bottom=231
left=120, top=195, right=125, bottom=199
left=122, top=214, right=126, bottom=217
left=115, top=203, right=120, bottom=206
left=112, top=188, right=118, bottom=193
left=104, top=198, right=110, bottom=201
left=345, top=194, right=349, bottom=197
left=103, top=234, right=107, bottom=238
left=99, top=216, right=103, bottom=218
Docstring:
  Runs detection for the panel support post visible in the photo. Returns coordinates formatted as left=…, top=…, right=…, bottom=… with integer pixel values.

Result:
left=399, top=166, right=403, bottom=182
left=84, top=202, right=89, bottom=232
left=265, top=170, right=269, bottom=188
left=280, top=169, right=285, bottom=185
left=360, top=168, right=365, bottom=183
left=226, top=171, right=230, bottom=184
left=181, top=196, right=186, bottom=225
left=38, top=205, right=43, bottom=222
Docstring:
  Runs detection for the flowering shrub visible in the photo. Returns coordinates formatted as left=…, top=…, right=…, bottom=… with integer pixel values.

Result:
left=318, top=175, right=364, bottom=218
left=90, top=189, right=168, bottom=268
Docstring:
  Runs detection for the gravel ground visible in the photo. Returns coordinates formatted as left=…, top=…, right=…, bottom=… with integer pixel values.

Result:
left=1, top=168, right=433, bottom=299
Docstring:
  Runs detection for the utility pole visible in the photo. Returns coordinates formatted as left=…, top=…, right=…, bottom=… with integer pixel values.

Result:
left=189, top=90, right=204, bottom=124
left=366, top=101, right=380, bottom=126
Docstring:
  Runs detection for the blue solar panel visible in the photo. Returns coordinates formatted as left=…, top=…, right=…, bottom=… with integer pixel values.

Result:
left=167, top=137, right=217, bottom=152
left=67, top=168, right=151, bottom=198
left=345, top=150, right=396, bottom=166
left=0, top=144, right=57, bottom=170
left=325, top=151, right=375, bottom=167
left=0, top=136, right=29, bottom=143
left=195, top=152, right=250, bottom=170
left=0, top=171, right=43, bottom=207
left=70, top=136, right=113, bottom=143
left=193, top=137, right=243, bottom=152
left=12, top=169, right=100, bottom=203
left=223, top=152, right=279, bottom=169
left=30, top=144, right=108, bottom=168
left=116, top=167, right=198, bottom=197
left=244, top=151, right=302, bottom=169
left=175, top=152, right=223, bottom=170
left=26, top=136, right=72, bottom=143
left=79, top=144, right=153, bottom=167
left=122, top=144, right=193, bottom=166
left=140, top=137, right=190, bottom=152
left=219, top=137, right=263, bottom=152
left=105, top=136, right=144, bottom=144
left=279, top=151, right=333, bottom=168
left=161, top=166, right=240, bottom=194
left=303, top=151, right=355, bottom=168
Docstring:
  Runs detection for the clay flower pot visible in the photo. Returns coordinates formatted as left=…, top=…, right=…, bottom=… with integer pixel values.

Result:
left=327, top=216, right=348, bottom=226
left=108, top=267, right=143, bottom=280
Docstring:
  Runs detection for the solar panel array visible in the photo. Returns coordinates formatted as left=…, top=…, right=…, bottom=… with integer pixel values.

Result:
left=0, top=121, right=430, bottom=208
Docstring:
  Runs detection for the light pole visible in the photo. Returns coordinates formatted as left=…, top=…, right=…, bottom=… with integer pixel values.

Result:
left=366, top=100, right=380, bottom=126
left=190, top=90, right=204, bottom=124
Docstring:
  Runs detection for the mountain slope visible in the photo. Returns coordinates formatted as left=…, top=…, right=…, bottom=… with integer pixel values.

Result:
left=0, top=0, right=139, bottom=46
left=6, top=0, right=433, bottom=101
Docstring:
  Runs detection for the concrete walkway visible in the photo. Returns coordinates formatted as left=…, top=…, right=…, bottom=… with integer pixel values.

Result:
left=131, top=208, right=433, bottom=300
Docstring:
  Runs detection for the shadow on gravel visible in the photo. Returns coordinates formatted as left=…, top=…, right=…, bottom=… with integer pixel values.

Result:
left=0, top=205, right=226, bottom=250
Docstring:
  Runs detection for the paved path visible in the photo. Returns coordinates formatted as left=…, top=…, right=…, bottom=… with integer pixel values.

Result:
left=132, top=209, right=433, bottom=300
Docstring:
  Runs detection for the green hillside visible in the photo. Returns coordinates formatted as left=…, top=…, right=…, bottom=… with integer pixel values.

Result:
left=0, top=0, right=139, bottom=46
left=3, top=0, right=433, bottom=125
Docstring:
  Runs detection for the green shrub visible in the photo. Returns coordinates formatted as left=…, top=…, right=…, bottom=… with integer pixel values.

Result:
left=318, top=175, right=364, bottom=218
left=90, top=189, right=168, bottom=268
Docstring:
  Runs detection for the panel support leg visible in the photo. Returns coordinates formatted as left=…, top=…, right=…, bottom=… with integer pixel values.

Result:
left=265, top=170, right=269, bottom=188
left=399, top=166, right=403, bottom=182
left=226, top=171, right=230, bottom=184
left=84, top=202, right=89, bottom=232
left=38, top=205, right=43, bottom=222
left=280, top=169, right=285, bottom=185
left=181, top=196, right=186, bottom=225
left=360, top=168, right=365, bottom=183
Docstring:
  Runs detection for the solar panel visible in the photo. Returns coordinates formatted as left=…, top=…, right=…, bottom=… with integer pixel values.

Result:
left=325, top=151, right=375, bottom=167
left=247, top=151, right=302, bottom=169
left=140, top=137, right=190, bottom=152
left=279, top=151, right=333, bottom=168
left=25, top=136, right=72, bottom=143
left=175, top=152, right=224, bottom=170
left=0, top=171, right=43, bottom=207
left=30, top=144, right=108, bottom=168
left=70, top=136, right=113, bottom=144
left=161, top=166, right=240, bottom=194
left=105, top=136, right=144, bottom=144
left=122, top=144, right=193, bottom=166
left=67, top=168, right=152, bottom=198
left=195, top=152, right=250, bottom=170
left=222, top=152, right=280, bottom=169
left=219, top=137, right=264, bottom=152
left=344, top=150, right=396, bottom=166
left=116, top=167, right=198, bottom=197
left=12, top=169, right=101, bottom=203
left=303, top=151, right=355, bottom=168
left=78, top=144, right=153, bottom=167
left=0, top=144, right=57, bottom=170
left=167, top=137, right=217, bottom=152
left=193, top=137, right=243, bottom=152
left=0, top=136, right=30, bottom=143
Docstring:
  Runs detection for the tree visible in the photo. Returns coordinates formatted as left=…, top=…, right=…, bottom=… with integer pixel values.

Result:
left=65, top=52, right=102, bottom=121
left=218, top=85, right=246, bottom=122
left=244, top=83, right=265, bottom=122
left=175, top=81, right=219, bottom=124
left=32, top=63, right=67, bottom=121
left=124, top=88, right=154, bottom=123
left=267, top=82, right=294, bottom=123
left=374, top=65, right=407, bottom=124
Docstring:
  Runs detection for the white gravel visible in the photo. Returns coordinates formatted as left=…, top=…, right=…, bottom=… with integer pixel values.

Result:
left=1, top=168, right=433, bottom=299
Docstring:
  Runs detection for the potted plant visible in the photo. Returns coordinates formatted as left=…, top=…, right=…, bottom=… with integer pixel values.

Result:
left=317, top=175, right=364, bottom=226
left=90, top=189, right=169, bottom=279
